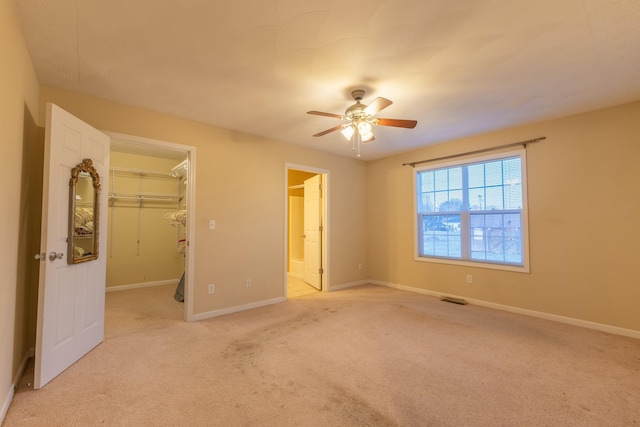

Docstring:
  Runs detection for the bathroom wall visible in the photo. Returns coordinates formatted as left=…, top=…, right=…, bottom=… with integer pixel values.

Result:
left=287, top=170, right=317, bottom=274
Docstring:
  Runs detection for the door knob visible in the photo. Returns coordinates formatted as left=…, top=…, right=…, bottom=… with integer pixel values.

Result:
left=48, top=252, right=64, bottom=261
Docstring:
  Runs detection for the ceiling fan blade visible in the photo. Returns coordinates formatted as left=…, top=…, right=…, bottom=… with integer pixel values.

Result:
left=364, top=97, right=393, bottom=116
left=307, top=110, right=344, bottom=119
left=377, top=118, right=418, bottom=129
left=312, top=124, right=344, bottom=137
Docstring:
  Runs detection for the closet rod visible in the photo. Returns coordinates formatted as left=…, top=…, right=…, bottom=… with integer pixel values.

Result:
left=402, top=136, right=546, bottom=168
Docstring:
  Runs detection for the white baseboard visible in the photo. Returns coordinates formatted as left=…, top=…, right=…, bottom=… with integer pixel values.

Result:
left=190, top=296, right=286, bottom=321
left=1, top=347, right=34, bottom=424
left=371, top=280, right=640, bottom=340
left=189, top=279, right=365, bottom=321
left=106, top=279, right=179, bottom=293
left=1, top=383, right=14, bottom=425
left=328, top=280, right=369, bottom=292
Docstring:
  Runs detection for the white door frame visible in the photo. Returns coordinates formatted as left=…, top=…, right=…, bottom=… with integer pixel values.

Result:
left=284, top=163, right=329, bottom=296
left=105, top=132, right=196, bottom=321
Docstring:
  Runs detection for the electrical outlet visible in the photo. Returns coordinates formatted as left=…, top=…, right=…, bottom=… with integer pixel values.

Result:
left=208, top=284, right=215, bottom=294
left=209, top=219, right=216, bottom=230
left=245, top=279, right=252, bottom=288
left=466, top=275, right=473, bottom=284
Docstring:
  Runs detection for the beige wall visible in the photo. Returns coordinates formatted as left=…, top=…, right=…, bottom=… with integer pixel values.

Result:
left=367, top=101, right=640, bottom=332
left=37, top=86, right=369, bottom=315
left=107, top=152, right=186, bottom=288
left=1, top=0, right=41, bottom=416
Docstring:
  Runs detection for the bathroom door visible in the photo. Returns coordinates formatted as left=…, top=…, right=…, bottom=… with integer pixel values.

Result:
left=34, top=103, right=110, bottom=388
left=303, top=175, right=322, bottom=290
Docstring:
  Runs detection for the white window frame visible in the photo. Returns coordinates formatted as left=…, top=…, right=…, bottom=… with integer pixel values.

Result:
left=413, top=148, right=530, bottom=273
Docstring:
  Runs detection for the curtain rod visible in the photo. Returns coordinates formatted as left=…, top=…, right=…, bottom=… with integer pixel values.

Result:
left=402, top=136, right=546, bottom=168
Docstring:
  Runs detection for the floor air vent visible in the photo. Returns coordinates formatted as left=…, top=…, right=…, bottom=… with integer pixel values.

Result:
left=441, top=296, right=468, bottom=305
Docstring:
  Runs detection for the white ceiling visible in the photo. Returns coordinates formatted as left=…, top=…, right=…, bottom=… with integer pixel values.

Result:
left=14, top=0, right=640, bottom=160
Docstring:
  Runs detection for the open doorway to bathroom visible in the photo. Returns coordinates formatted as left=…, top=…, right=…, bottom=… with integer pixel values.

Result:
left=285, top=164, right=329, bottom=299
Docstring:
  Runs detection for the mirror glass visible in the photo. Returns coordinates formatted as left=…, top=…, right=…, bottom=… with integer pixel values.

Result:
left=68, top=159, right=101, bottom=264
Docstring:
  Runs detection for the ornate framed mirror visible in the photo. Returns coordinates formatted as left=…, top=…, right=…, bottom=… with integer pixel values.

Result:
left=68, top=158, right=101, bottom=264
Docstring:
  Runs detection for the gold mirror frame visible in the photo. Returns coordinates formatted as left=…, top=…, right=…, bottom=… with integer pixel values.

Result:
left=68, top=158, right=101, bottom=264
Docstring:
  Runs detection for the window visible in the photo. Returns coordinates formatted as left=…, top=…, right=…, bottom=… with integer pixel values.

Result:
left=415, top=149, right=529, bottom=272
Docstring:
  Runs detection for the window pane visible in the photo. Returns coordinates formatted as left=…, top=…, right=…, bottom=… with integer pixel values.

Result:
left=418, top=192, right=434, bottom=213
left=504, top=213, right=522, bottom=263
left=420, top=215, right=461, bottom=258
left=449, top=167, right=462, bottom=189
left=485, top=186, right=504, bottom=210
left=435, top=169, right=448, bottom=191
left=469, top=188, right=485, bottom=211
left=434, top=191, right=449, bottom=211
left=469, top=213, right=522, bottom=265
left=504, top=183, right=522, bottom=209
left=447, top=190, right=463, bottom=211
left=503, top=158, right=521, bottom=185
left=420, top=171, right=434, bottom=192
left=468, top=164, right=484, bottom=188
left=485, top=161, right=503, bottom=186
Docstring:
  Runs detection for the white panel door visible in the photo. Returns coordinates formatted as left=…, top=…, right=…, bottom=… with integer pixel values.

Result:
left=303, top=175, right=322, bottom=290
left=34, top=103, right=110, bottom=389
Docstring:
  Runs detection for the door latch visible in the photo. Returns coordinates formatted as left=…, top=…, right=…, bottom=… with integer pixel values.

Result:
left=48, top=252, right=64, bottom=261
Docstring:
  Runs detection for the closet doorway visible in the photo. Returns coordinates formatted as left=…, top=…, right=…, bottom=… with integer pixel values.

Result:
left=105, top=132, right=195, bottom=320
left=285, top=164, right=329, bottom=299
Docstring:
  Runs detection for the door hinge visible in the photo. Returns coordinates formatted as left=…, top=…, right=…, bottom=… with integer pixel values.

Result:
left=319, top=268, right=324, bottom=275
left=319, top=225, right=323, bottom=232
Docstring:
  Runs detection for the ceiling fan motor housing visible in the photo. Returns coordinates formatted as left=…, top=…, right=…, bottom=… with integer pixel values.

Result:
left=345, top=103, right=367, bottom=120
left=351, top=89, right=365, bottom=101
left=345, top=89, right=369, bottom=120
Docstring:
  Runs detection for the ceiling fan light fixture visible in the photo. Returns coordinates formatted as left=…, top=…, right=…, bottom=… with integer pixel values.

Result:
left=360, top=131, right=374, bottom=142
left=341, top=125, right=355, bottom=141
left=357, top=121, right=372, bottom=134
left=356, top=120, right=374, bottom=142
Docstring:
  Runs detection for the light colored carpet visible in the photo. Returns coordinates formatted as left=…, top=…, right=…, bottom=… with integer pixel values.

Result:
left=5, top=284, right=640, bottom=426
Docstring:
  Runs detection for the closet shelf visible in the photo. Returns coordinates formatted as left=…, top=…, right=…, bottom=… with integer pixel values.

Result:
left=109, top=167, right=177, bottom=180
left=109, top=192, right=182, bottom=202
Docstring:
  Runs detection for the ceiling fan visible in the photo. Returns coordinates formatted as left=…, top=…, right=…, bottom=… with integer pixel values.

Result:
left=307, top=89, right=417, bottom=157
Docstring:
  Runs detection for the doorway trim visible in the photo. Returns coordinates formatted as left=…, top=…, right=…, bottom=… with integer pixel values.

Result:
left=105, top=131, right=196, bottom=321
left=284, top=163, right=329, bottom=297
